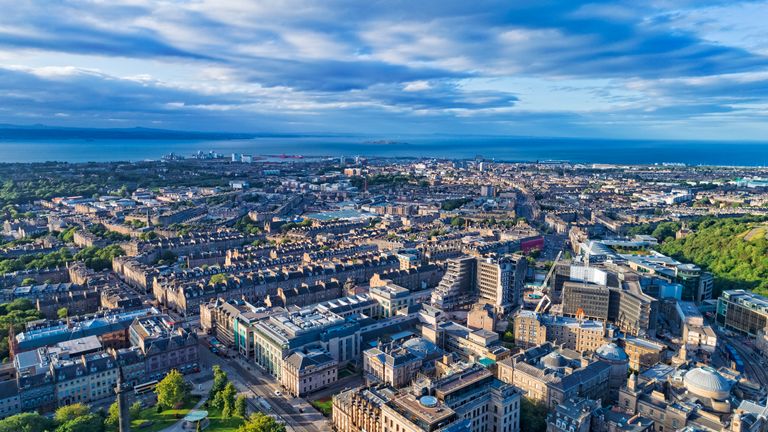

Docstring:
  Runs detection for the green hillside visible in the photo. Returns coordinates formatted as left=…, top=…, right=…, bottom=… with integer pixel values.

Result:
left=658, top=216, right=768, bottom=296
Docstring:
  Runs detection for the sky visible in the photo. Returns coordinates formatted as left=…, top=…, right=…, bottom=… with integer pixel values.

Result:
left=1, top=0, right=768, bottom=140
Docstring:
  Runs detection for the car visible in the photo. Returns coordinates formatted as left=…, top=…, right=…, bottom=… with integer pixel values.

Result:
left=274, top=390, right=282, bottom=397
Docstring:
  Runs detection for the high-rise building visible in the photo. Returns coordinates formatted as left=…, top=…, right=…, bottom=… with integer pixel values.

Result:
left=431, top=256, right=477, bottom=310
left=476, top=255, right=527, bottom=313
left=432, top=255, right=526, bottom=313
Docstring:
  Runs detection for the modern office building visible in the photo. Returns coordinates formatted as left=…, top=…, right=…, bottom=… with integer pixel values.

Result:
left=476, top=254, right=527, bottom=313
left=717, top=290, right=768, bottom=336
left=252, top=306, right=359, bottom=379
left=624, top=253, right=714, bottom=304
left=560, top=266, right=657, bottom=337
left=562, top=281, right=610, bottom=321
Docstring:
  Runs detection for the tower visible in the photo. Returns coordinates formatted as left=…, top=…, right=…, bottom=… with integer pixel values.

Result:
left=115, top=367, right=131, bottom=432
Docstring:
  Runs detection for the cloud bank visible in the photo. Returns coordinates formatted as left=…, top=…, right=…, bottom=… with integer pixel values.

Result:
left=1, top=0, right=767, bottom=139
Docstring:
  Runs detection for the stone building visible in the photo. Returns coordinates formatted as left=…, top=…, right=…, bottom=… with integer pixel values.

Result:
left=281, top=350, right=338, bottom=397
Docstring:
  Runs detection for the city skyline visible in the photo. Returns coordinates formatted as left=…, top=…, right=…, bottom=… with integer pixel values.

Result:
left=2, top=1, right=768, bottom=140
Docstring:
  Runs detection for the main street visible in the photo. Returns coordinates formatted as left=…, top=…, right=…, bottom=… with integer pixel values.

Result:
left=198, top=345, right=331, bottom=432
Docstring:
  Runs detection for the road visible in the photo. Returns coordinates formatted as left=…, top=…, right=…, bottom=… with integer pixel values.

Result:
left=198, top=346, right=331, bottom=432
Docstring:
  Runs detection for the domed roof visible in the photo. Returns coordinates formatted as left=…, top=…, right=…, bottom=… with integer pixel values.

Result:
left=542, top=352, right=569, bottom=368
left=596, top=343, right=628, bottom=362
left=402, top=337, right=440, bottom=357
left=683, top=367, right=732, bottom=400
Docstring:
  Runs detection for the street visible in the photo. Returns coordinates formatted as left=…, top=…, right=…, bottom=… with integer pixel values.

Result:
left=198, top=345, right=331, bottom=432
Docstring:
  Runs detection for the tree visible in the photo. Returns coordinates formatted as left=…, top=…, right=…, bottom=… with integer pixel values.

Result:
left=105, top=402, right=119, bottom=431
left=20, top=277, right=36, bottom=286
left=0, top=412, right=55, bottom=432
left=55, top=414, right=104, bottom=432
left=220, top=382, right=237, bottom=418
left=441, top=198, right=471, bottom=211
left=55, top=403, right=90, bottom=424
left=57, top=307, right=68, bottom=320
left=651, top=221, right=681, bottom=242
left=520, top=397, right=548, bottom=432
left=209, top=365, right=229, bottom=400
left=155, top=369, right=189, bottom=409
left=235, top=395, right=248, bottom=418
left=237, top=413, right=286, bottom=432
left=130, top=401, right=143, bottom=420
left=209, top=273, right=228, bottom=286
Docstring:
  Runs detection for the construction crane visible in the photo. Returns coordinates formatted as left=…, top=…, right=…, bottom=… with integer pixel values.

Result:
left=540, top=250, right=563, bottom=293
left=533, top=250, right=563, bottom=314
left=534, top=294, right=551, bottom=314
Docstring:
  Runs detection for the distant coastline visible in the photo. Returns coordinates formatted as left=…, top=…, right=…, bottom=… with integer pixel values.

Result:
left=0, top=125, right=767, bottom=166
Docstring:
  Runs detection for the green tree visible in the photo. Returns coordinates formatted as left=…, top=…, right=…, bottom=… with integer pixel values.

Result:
left=140, top=231, right=158, bottom=241
left=520, top=397, right=548, bottom=432
left=441, top=198, right=471, bottom=211
left=209, top=365, right=229, bottom=401
left=130, top=401, right=143, bottom=420
left=209, top=273, right=228, bottom=286
left=220, top=382, right=237, bottom=418
left=0, top=412, right=55, bottom=432
left=651, top=221, right=681, bottom=242
left=55, top=403, right=90, bottom=424
left=105, top=402, right=119, bottom=431
left=7, top=298, right=33, bottom=312
left=20, top=277, right=36, bottom=286
left=55, top=414, right=104, bottom=432
left=57, top=307, right=68, bottom=320
left=155, top=369, right=189, bottom=409
left=235, top=395, right=248, bottom=418
left=237, top=413, right=286, bottom=432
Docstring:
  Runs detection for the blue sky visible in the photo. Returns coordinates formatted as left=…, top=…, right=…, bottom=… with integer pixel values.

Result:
left=1, top=0, right=767, bottom=139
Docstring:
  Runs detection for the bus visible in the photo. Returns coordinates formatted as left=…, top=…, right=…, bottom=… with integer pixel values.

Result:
left=134, top=380, right=159, bottom=396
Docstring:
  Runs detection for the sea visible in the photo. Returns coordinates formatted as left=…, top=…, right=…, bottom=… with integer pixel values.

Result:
left=1, top=136, right=767, bottom=166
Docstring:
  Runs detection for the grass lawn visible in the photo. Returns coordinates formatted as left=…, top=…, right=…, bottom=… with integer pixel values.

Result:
left=311, top=398, right=333, bottom=417
left=205, top=405, right=245, bottom=432
left=132, top=396, right=201, bottom=432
